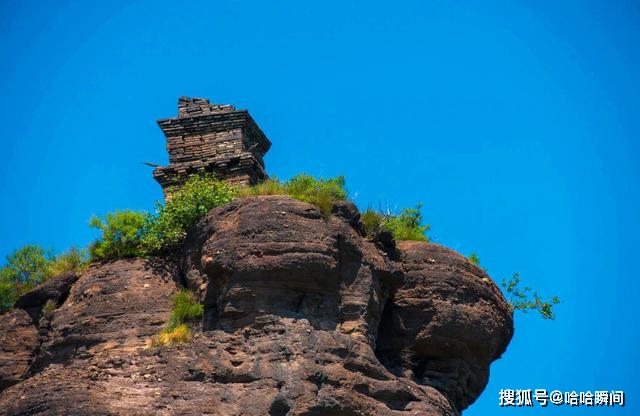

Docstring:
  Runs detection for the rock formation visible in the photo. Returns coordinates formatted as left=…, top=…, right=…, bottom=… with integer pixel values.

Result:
left=0, top=196, right=513, bottom=415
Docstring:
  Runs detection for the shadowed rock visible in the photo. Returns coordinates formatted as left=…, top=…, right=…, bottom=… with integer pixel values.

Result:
left=376, top=241, right=514, bottom=410
left=14, top=271, right=78, bottom=322
left=0, top=309, right=38, bottom=391
left=1, top=271, right=79, bottom=392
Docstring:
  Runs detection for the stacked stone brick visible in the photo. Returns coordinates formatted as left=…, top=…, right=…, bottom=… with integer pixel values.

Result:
left=153, top=97, right=271, bottom=198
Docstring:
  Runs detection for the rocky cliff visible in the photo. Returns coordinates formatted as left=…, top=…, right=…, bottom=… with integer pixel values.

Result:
left=0, top=196, right=513, bottom=415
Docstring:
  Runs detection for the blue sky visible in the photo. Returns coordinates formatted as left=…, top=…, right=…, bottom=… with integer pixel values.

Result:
left=1, top=0, right=638, bottom=414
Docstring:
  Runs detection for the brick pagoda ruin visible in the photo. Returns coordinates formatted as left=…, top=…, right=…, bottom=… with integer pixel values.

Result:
left=153, top=97, right=271, bottom=197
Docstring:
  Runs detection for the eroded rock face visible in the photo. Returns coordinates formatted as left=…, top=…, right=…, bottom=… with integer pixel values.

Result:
left=0, top=309, right=38, bottom=391
left=29, top=258, right=179, bottom=373
left=182, top=196, right=399, bottom=344
left=0, top=272, right=79, bottom=391
left=0, top=196, right=513, bottom=415
left=376, top=241, right=514, bottom=410
left=0, top=258, right=179, bottom=415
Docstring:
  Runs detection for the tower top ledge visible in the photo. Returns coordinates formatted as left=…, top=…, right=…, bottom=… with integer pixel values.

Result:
left=176, top=96, right=237, bottom=119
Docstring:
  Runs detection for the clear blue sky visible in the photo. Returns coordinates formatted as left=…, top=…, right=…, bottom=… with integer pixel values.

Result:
left=1, top=1, right=638, bottom=414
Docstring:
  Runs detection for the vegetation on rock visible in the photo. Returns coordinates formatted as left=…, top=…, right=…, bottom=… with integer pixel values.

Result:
left=141, top=175, right=236, bottom=254
left=153, top=289, right=203, bottom=346
left=361, top=204, right=430, bottom=241
left=237, top=174, right=347, bottom=217
left=89, top=210, right=147, bottom=260
left=468, top=252, right=481, bottom=265
left=154, top=323, right=192, bottom=346
left=88, top=174, right=429, bottom=262
left=468, top=252, right=560, bottom=320
left=41, top=299, right=58, bottom=320
left=501, top=272, right=560, bottom=320
left=87, top=174, right=350, bottom=259
left=0, top=245, right=87, bottom=313
left=1, top=172, right=558, bottom=323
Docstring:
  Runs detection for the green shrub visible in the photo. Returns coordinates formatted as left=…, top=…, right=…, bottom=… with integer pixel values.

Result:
left=285, top=174, right=347, bottom=214
left=0, top=278, right=14, bottom=314
left=1, top=245, right=54, bottom=286
left=142, top=175, right=236, bottom=254
left=89, top=210, right=147, bottom=260
left=361, top=205, right=430, bottom=242
left=385, top=205, right=429, bottom=241
left=237, top=174, right=348, bottom=217
left=49, top=246, right=88, bottom=275
left=167, top=289, right=204, bottom=329
left=501, top=272, right=560, bottom=320
left=0, top=244, right=93, bottom=314
left=0, top=245, right=55, bottom=313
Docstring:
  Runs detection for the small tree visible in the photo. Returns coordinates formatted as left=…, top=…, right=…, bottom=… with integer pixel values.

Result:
left=89, top=210, right=147, bottom=260
left=0, top=245, right=54, bottom=313
left=0, top=278, right=14, bottom=313
left=49, top=246, right=88, bottom=275
left=501, top=272, right=560, bottom=320
left=468, top=253, right=559, bottom=320
left=0, top=244, right=93, bottom=314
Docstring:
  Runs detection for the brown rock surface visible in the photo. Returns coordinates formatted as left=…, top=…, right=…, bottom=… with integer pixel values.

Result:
left=0, top=196, right=513, bottom=415
left=0, top=272, right=79, bottom=391
left=376, top=241, right=514, bottom=411
left=0, top=309, right=38, bottom=391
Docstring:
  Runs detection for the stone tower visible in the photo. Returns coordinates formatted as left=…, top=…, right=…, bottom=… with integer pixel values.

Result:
left=153, top=97, right=271, bottom=197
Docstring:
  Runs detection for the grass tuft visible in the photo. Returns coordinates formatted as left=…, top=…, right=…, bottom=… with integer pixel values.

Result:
left=237, top=174, right=347, bottom=217
left=41, top=299, right=58, bottom=320
left=361, top=205, right=430, bottom=242
left=152, top=289, right=203, bottom=347
left=153, top=324, right=192, bottom=346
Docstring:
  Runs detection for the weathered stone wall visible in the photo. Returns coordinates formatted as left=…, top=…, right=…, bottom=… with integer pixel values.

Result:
left=163, top=128, right=243, bottom=164
left=178, top=97, right=236, bottom=117
left=153, top=97, right=271, bottom=196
